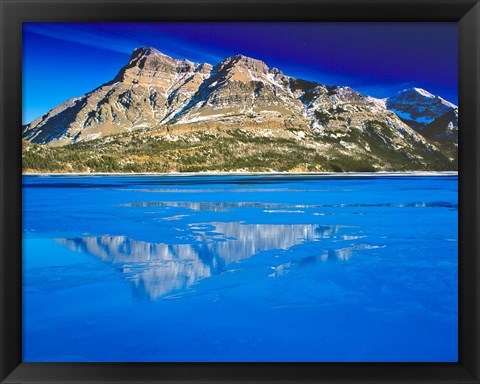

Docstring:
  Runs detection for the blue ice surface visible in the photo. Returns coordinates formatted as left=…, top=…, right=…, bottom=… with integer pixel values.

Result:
left=22, top=174, right=458, bottom=362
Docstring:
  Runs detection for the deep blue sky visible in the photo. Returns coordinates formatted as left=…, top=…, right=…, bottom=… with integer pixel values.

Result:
left=23, top=22, right=458, bottom=124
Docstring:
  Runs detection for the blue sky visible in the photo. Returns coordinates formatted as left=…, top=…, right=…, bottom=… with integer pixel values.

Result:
left=23, top=22, right=458, bottom=124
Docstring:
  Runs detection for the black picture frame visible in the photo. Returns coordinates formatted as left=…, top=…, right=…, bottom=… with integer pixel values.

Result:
left=1, top=0, right=479, bottom=383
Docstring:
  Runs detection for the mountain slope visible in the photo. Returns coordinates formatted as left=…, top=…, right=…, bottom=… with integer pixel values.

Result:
left=167, top=54, right=306, bottom=126
left=22, top=125, right=455, bottom=174
left=422, top=109, right=458, bottom=144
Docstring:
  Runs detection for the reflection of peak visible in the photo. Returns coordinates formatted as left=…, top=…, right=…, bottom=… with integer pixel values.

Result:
left=269, top=244, right=385, bottom=277
left=57, top=222, right=339, bottom=300
left=122, top=201, right=321, bottom=212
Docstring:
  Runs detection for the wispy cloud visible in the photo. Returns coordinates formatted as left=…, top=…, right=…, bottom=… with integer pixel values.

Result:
left=23, top=23, right=224, bottom=65
left=23, top=23, right=139, bottom=55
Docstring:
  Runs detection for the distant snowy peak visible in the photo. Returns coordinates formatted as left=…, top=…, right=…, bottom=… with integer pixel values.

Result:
left=385, top=88, right=458, bottom=144
left=410, top=87, right=434, bottom=98
left=395, top=87, right=457, bottom=109
left=386, top=88, right=457, bottom=126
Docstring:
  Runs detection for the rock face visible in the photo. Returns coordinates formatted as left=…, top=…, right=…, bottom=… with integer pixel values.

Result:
left=169, top=54, right=306, bottom=127
left=422, top=109, right=458, bottom=144
left=22, top=46, right=458, bottom=171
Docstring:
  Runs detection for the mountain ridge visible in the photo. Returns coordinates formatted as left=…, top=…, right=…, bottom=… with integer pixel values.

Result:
left=22, top=46, right=458, bottom=173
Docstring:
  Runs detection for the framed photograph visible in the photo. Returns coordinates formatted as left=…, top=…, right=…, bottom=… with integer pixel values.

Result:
left=1, top=0, right=479, bottom=383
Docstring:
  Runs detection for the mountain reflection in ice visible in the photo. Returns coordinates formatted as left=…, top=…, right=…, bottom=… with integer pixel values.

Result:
left=23, top=175, right=458, bottom=362
left=121, top=200, right=457, bottom=211
left=121, top=201, right=315, bottom=212
left=269, top=244, right=386, bottom=278
left=58, top=222, right=340, bottom=300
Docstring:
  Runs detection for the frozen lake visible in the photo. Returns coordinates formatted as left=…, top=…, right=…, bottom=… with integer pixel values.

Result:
left=22, top=174, right=458, bottom=362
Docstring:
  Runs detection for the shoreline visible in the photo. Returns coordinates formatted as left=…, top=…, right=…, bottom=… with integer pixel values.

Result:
left=22, top=171, right=458, bottom=177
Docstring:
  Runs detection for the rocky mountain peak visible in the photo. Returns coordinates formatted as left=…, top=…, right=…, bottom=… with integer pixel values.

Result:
left=196, top=62, right=214, bottom=74
left=131, top=46, right=164, bottom=57
left=114, top=47, right=175, bottom=85
left=113, top=47, right=211, bottom=90
left=215, top=54, right=270, bottom=83
left=127, top=46, right=175, bottom=68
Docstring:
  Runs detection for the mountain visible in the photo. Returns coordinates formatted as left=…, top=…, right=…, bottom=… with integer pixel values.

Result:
left=22, top=47, right=458, bottom=173
left=386, top=88, right=458, bottom=143
left=422, top=108, right=458, bottom=144
left=22, top=47, right=213, bottom=145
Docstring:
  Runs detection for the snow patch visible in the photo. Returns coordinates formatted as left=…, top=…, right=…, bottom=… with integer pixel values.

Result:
left=412, top=87, right=435, bottom=98
left=366, top=96, right=387, bottom=109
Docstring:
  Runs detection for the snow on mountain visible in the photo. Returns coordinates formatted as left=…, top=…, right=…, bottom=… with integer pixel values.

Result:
left=365, top=96, right=387, bottom=110
left=22, top=47, right=213, bottom=145
left=21, top=46, right=457, bottom=171
left=386, top=87, right=457, bottom=125
left=169, top=54, right=305, bottom=125
left=385, top=88, right=458, bottom=144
